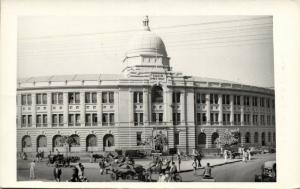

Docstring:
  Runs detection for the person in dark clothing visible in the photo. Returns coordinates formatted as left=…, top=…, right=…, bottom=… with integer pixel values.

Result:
left=69, top=166, right=79, bottom=182
left=53, top=163, right=62, bottom=182
left=203, top=163, right=212, bottom=179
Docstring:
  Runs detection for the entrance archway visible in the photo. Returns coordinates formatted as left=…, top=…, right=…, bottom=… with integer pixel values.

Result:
left=22, top=135, right=32, bottom=152
left=86, top=134, right=97, bottom=152
left=198, top=133, right=206, bottom=148
left=103, top=134, right=114, bottom=151
left=254, top=132, right=259, bottom=143
left=245, top=132, right=251, bottom=144
left=211, top=132, right=219, bottom=148
left=37, top=135, right=47, bottom=151
left=261, top=132, right=266, bottom=146
left=52, top=135, right=63, bottom=151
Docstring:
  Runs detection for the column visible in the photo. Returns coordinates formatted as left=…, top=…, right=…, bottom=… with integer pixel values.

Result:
left=17, top=94, right=22, bottom=128
left=230, top=95, right=234, bottom=126
left=114, top=91, right=119, bottom=126
left=164, top=87, right=173, bottom=125
left=241, top=95, right=244, bottom=126
left=180, top=91, right=186, bottom=125
left=47, top=92, right=52, bottom=127
left=249, top=96, right=253, bottom=126
left=32, top=93, right=36, bottom=128
left=257, top=97, right=261, bottom=126
left=205, top=94, right=211, bottom=126
left=218, top=94, right=223, bottom=126
left=97, top=92, right=102, bottom=126
left=128, top=90, right=134, bottom=126
left=63, top=92, right=69, bottom=127
left=148, top=91, right=152, bottom=123
left=80, top=92, right=85, bottom=127
left=143, top=89, right=149, bottom=126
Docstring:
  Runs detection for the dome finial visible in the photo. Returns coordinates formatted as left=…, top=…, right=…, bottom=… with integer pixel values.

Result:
left=142, top=15, right=150, bottom=31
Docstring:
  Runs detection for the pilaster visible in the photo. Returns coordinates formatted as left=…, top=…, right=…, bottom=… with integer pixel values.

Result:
left=63, top=92, right=68, bottom=127
left=143, top=89, right=149, bottom=125
left=218, top=94, right=223, bottom=126
left=47, top=92, right=52, bottom=127
left=230, top=95, right=234, bottom=126
left=80, top=92, right=85, bottom=127
left=97, top=92, right=102, bottom=126
left=32, top=93, right=36, bottom=128
left=205, top=93, right=211, bottom=126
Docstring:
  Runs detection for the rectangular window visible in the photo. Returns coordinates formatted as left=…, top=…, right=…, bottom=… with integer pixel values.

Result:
left=196, top=113, right=201, bottom=125
left=109, top=92, right=114, bottom=103
left=21, top=115, right=26, bottom=127
left=92, top=113, right=97, bottom=126
left=21, top=95, right=26, bottom=105
left=42, top=115, right=47, bottom=126
left=134, top=92, right=143, bottom=103
left=36, top=94, right=42, bottom=104
left=85, top=92, right=97, bottom=103
left=223, top=113, right=230, bottom=125
left=52, top=93, right=63, bottom=104
left=134, top=113, right=138, bottom=126
left=59, top=114, right=64, bottom=126
left=244, top=96, right=250, bottom=106
left=85, top=114, right=91, bottom=126
left=27, top=115, right=32, bottom=126
left=253, top=97, right=258, bottom=106
left=234, top=95, right=240, bottom=105
left=92, top=92, right=97, bottom=103
left=253, top=115, right=258, bottom=125
left=27, top=94, right=32, bottom=105
left=174, top=132, right=180, bottom=145
left=109, top=113, right=115, bottom=125
left=210, top=94, right=218, bottom=104
left=52, top=114, right=58, bottom=126
left=36, top=115, right=42, bottom=127
left=68, top=114, right=74, bottom=126
left=137, top=132, right=142, bottom=146
left=222, top=95, right=230, bottom=105
left=75, top=93, right=80, bottom=104
left=201, top=94, right=206, bottom=104
left=260, top=115, right=265, bottom=125
left=139, top=113, right=143, bottom=125
left=102, top=113, right=108, bottom=125
left=173, top=113, right=180, bottom=125
left=75, top=114, right=80, bottom=126
left=267, top=115, right=271, bottom=125
left=196, top=93, right=201, bottom=104
left=42, top=94, right=47, bottom=104
left=152, top=113, right=156, bottom=123
left=234, top=114, right=241, bottom=125
left=201, top=113, right=207, bottom=124
left=158, top=113, right=163, bottom=123
left=172, top=92, right=180, bottom=103
left=68, top=92, right=80, bottom=104
left=260, top=97, right=265, bottom=107
left=102, top=92, right=108, bottom=103
left=85, top=92, right=91, bottom=103
left=266, top=98, right=270, bottom=108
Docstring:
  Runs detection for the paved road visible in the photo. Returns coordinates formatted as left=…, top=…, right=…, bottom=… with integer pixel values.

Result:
left=17, top=153, right=275, bottom=182
left=179, top=153, right=275, bottom=182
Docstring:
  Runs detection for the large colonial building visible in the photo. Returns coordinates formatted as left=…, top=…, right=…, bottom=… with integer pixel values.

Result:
left=17, top=16, right=276, bottom=155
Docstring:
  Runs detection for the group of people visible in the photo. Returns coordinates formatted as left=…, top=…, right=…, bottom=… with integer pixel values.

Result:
left=223, top=148, right=252, bottom=163
left=68, top=162, right=87, bottom=182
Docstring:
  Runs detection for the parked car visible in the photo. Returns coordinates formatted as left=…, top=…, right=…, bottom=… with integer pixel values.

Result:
left=255, top=161, right=276, bottom=182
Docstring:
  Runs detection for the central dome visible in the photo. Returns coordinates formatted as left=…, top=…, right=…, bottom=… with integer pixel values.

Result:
left=125, top=16, right=168, bottom=58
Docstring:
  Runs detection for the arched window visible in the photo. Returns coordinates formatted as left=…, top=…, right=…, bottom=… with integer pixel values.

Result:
left=254, top=132, right=259, bottom=143
left=37, top=135, right=47, bottom=148
left=198, top=133, right=206, bottom=145
left=245, top=132, right=251, bottom=143
left=268, top=132, right=271, bottom=142
left=87, top=134, right=97, bottom=147
left=53, top=135, right=63, bottom=147
left=151, top=85, right=163, bottom=103
left=103, top=134, right=114, bottom=147
left=69, top=134, right=80, bottom=147
left=261, top=132, right=266, bottom=146
left=22, top=135, right=32, bottom=148
left=211, top=132, right=219, bottom=147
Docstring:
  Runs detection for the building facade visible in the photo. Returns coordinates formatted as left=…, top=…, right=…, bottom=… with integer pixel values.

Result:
left=17, top=17, right=276, bottom=155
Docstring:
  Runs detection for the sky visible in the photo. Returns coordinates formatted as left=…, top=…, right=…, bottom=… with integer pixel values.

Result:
left=17, top=16, right=274, bottom=88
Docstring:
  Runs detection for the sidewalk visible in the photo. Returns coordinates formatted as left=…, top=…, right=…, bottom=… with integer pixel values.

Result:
left=76, top=157, right=242, bottom=172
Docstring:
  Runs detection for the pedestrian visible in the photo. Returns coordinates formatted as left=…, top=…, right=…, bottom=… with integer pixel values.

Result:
left=197, top=152, right=202, bottom=167
left=99, top=159, right=105, bottom=175
left=223, top=149, right=228, bottom=163
left=203, top=162, right=212, bottom=179
left=192, top=158, right=197, bottom=175
left=242, top=149, right=248, bottom=163
left=29, top=159, right=36, bottom=180
left=53, top=163, right=62, bottom=182
left=177, top=152, right=181, bottom=173
left=90, top=151, right=94, bottom=163
left=247, top=149, right=252, bottom=160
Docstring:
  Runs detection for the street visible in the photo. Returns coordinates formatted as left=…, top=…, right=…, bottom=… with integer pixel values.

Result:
left=17, top=153, right=275, bottom=182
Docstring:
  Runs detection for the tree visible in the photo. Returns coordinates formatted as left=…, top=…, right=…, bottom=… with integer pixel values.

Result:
left=153, top=131, right=168, bottom=152
left=215, top=129, right=240, bottom=149
left=60, top=135, right=77, bottom=156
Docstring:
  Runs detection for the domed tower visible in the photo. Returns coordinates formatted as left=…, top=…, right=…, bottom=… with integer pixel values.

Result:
left=122, top=16, right=171, bottom=76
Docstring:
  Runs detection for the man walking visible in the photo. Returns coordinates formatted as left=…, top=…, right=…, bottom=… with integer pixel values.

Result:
left=53, top=163, right=62, bottom=182
left=29, top=159, right=36, bottom=180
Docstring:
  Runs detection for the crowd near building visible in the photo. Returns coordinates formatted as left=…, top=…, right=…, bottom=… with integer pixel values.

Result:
left=17, top=16, right=276, bottom=155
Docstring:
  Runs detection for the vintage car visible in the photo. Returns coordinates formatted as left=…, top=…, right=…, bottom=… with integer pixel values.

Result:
left=255, top=160, right=276, bottom=182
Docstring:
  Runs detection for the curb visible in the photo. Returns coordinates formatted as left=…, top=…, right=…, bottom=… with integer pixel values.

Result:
left=178, top=159, right=242, bottom=173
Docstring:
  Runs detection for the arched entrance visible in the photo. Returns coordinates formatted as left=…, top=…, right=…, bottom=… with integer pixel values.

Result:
left=198, top=133, right=206, bottom=148
left=52, top=135, right=63, bottom=151
left=261, top=132, right=266, bottom=146
left=211, top=132, right=219, bottom=148
left=37, top=135, right=47, bottom=151
left=69, top=134, right=80, bottom=152
left=245, top=132, right=251, bottom=144
left=103, top=134, right=114, bottom=151
left=86, top=134, right=97, bottom=152
left=254, top=132, right=259, bottom=143
left=22, top=135, right=32, bottom=152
